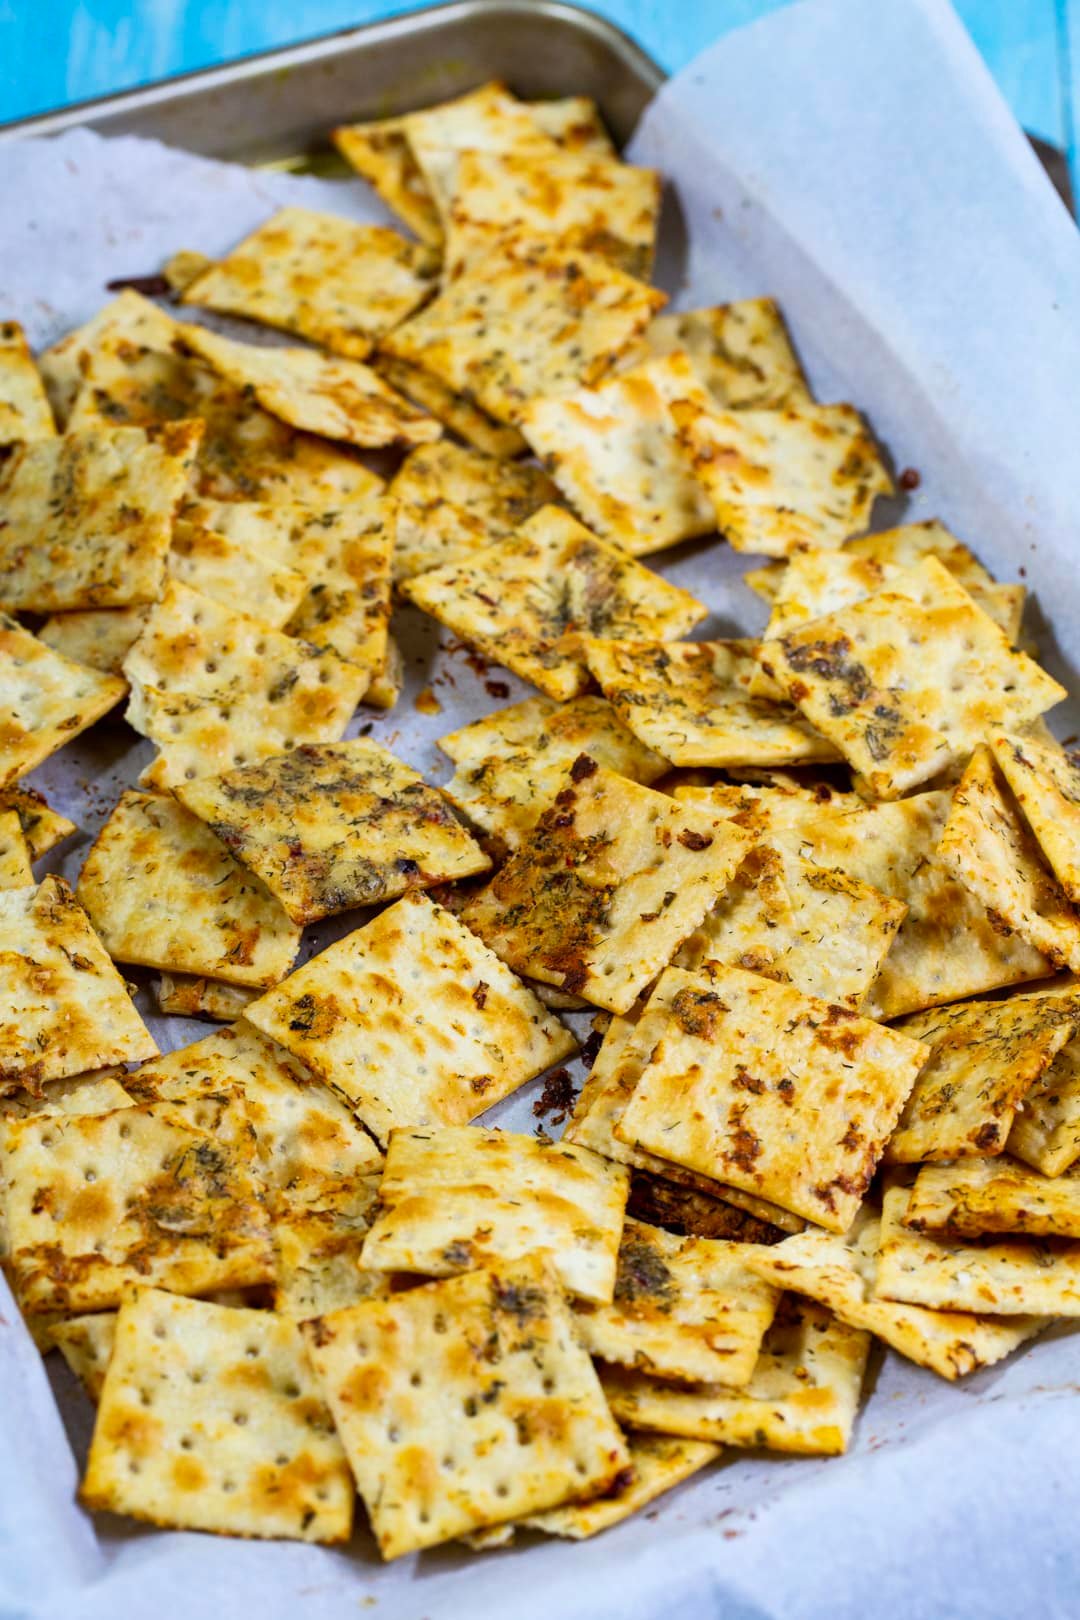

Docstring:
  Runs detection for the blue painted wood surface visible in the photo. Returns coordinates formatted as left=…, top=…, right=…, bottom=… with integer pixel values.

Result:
left=0, top=0, right=1076, bottom=190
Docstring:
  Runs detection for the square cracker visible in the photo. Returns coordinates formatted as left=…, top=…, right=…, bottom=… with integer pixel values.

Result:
left=0, top=810, right=32, bottom=888
left=0, top=876, right=156, bottom=1092
left=615, top=963, right=929, bottom=1232
left=572, top=1218, right=779, bottom=1384
left=401, top=505, right=707, bottom=702
left=389, top=439, right=557, bottom=581
left=444, top=148, right=661, bottom=281
left=37, top=290, right=180, bottom=427
left=743, top=1206, right=1045, bottom=1380
left=123, top=1021, right=382, bottom=1208
left=875, top=1180, right=1080, bottom=1315
left=938, top=745, right=1080, bottom=971
left=273, top=1177, right=389, bottom=1320
left=402, top=80, right=559, bottom=218
left=439, top=693, right=667, bottom=850
left=77, top=790, right=301, bottom=988
left=459, top=762, right=752, bottom=1014
left=1008, top=1031, right=1080, bottom=1175
left=243, top=890, right=576, bottom=1142
left=304, top=1253, right=631, bottom=1557
left=673, top=399, right=892, bottom=557
left=675, top=840, right=907, bottom=1013
left=371, top=352, right=527, bottom=459
left=82, top=1288, right=353, bottom=1541
left=181, top=207, right=433, bottom=356
left=991, top=728, right=1080, bottom=904
left=600, top=1297, right=869, bottom=1456
left=758, top=560, right=1065, bottom=799
left=583, top=638, right=839, bottom=768
left=381, top=238, right=664, bottom=425
left=38, top=608, right=149, bottom=676
left=0, top=320, right=56, bottom=444
left=522, top=1434, right=719, bottom=1541
left=168, top=518, right=309, bottom=629
left=333, top=118, right=444, bottom=245
left=0, top=784, right=76, bottom=861
left=0, top=421, right=201, bottom=612
left=122, top=581, right=369, bottom=789
left=175, top=738, right=491, bottom=926
left=519, top=354, right=718, bottom=556
left=284, top=514, right=394, bottom=686
left=3, top=1093, right=274, bottom=1313
left=359, top=1124, right=628, bottom=1302
left=637, top=298, right=809, bottom=410
left=154, top=973, right=257, bottom=1023
left=51, top=1313, right=117, bottom=1403
left=178, top=324, right=440, bottom=450
left=885, top=990, right=1080, bottom=1162
left=905, top=1155, right=1080, bottom=1241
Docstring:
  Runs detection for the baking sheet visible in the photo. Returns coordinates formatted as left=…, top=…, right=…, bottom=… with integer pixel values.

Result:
left=3, top=0, right=1080, bottom=1614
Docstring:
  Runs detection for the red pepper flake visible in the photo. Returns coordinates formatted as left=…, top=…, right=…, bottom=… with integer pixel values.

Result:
left=532, top=1067, right=577, bottom=1126
left=485, top=679, right=510, bottom=699
left=898, top=467, right=921, bottom=490
left=570, top=753, right=598, bottom=783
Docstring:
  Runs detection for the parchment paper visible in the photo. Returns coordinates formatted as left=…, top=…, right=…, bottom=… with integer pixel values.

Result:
left=3, top=0, right=1080, bottom=1614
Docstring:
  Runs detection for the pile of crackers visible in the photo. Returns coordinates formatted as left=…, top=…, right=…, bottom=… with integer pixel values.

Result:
left=1, top=80, right=1079, bottom=1561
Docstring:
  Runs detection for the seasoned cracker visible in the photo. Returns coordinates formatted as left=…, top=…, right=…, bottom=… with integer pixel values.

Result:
left=573, top=1219, right=779, bottom=1383
left=38, top=607, right=149, bottom=675
left=243, top=890, right=576, bottom=1141
left=743, top=1207, right=1045, bottom=1380
left=273, top=1177, right=389, bottom=1320
left=0, top=1069, right=131, bottom=1125
left=460, top=763, right=752, bottom=1014
left=524, top=1434, right=720, bottom=1540
left=438, top=692, right=667, bottom=849
left=181, top=207, right=433, bottom=356
left=389, top=439, right=557, bottom=581
left=51, top=1312, right=117, bottom=1403
left=371, top=353, right=527, bottom=458
left=360, top=1124, right=628, bottom=1302
left=616, top=964, right=928, bottom=1232
left=182, top=492, right=385, bottom=596
left=176, top=738, right=490, bottom=925
left=284, top=513, right=394, bottom=686
left=403, top=81, right=559, bottom=218
left=758, top=561, right=1065, bottom=798
left=0, top=877, right=155, bottom=1091
left=638, top=298, right=809, bottom=410
left=0, top=421, right=201, bottom=612
left=122, top=581, right=369, bottom=789
left=169, top=518, right=309, bottom=629
left=37, top=290, right=180, bottom=427
left=520, top=354, right=717, bottom=555
left=0, top=784, right=76, bottom=861
left=304, top=1253, right=630, bottom=1557
left=381, top=238, right=664, bottom=424
left=625, top=1169, right=787, bottom=1244
left=0, top=810, right=32, bottom=888
left=82, top=1288, right=352, bottom=1541
left=885, top=991, right=1080, bottom=1162
left=991, top=728, right=1080, bottom=904
left=401, top=506, right=707, bottom=702
left=674, top=399, right=892, bottom=557
left=1008, top=1031, right=1080, bottom=1175
left=601, top=1298, right=869, bottom=1456
left=364, top=631, right=404, bottom=711
left=333, top=118, right=444, bottom=244
left=905, top=1156, right=1080, bottom=1241
left=154, top=972, right=258, bottom=1023
left=0, top=319, right=55, bottom=444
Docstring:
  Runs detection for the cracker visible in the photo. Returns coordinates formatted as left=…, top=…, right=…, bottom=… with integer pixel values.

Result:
left=573, top=1219, right=779, bottom=1384
left=389, top=439, right=557, bottom=581
left=182, top=492, right=385, bottom=590
left=600, top=1298, right=869, bottom=1456
left=0, top=877, right=156, bottom=1091
left=0, top=420, right=201, bottom=612
left=0, top=319, right=55, bottom=444
left=176, top=737, right=490, bottom=925
left=616, top=964, right=929, bottom=1232
left=438, top=692, right=667, bottom=849
left=364, top=631, right=404, bottom=711
left=401, top=506, right=707, bottom=702
left=991, top=728, right=1080, bottom=904
left=905, top=1156, right=1080, bottom=1242
left=885, top=991, right=1080, bottom=1162
left=519, top=354, right=717, bottom=555
left=743, top=1207, right=1045, bottom=1380
left=181, top=207, right=433, bottom=356
left=1008, top=1032, right=1080, bottom=1175
left=273, top=1176, right=389, bottom=1320
left=51, top=1312, right=117, bottom=1403
left=444, top=148, right=661, bottom=280
left=527, top=96, right=614, bottom=155
left=758, top=560, right=1065, bottom=798
left=154, top=973, right=258, bottom=1023
left=284, top=513, right=394, bottom=686
left=3, top=1093, right=274, bottom=1312
left=124, top=1022, right=382, bottom=1207
left=625, top=1169, right=788, bottom=1244
left=360, top=1124, right=628, bottom=1302
left=77, top=790, right=301, bottom=988
left=638, top=298, right=810, bottom=410
left=304, top=1253, right=631, bottom=1556
left=333, top=118, right=444, bottom=245
left=875, top=1180, right=1080, bottom=1315
left=0, top=784, right=76, bottom=861
left=524, top=1434, right=720, bottom=1540
left=584, top=638, right=839, bottom=767
left=168, top=518, right=309, bottom=629
left=243, top=890, right=576, bottom=1141
left=178, top=324, right=440, bottom=450
left=37, top=290, right=180, bottom=427
left=675, top=840, right=907, bottom=1012
left=37, top=607, right=149, bottom=675
left=122, top=581, right=369, bottom=789
left=460, top=762, right=752, bottom=1014
left=0, top=810, right=32, bottom=888
left=403, top=81, right=559, bottom=218
left=673, top=399, right=892, bottom=556
left=371, top=353, right=527, bottom=458
left=0, top=1069, right=131, bottom=1124
left=82, top=1288, right=353, bottom=1541
left=381, top=238, right=664, bottom=424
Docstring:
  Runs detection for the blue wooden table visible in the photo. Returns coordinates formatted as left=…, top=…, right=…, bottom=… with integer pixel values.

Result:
left=1, top=0, right=1077, bottom=193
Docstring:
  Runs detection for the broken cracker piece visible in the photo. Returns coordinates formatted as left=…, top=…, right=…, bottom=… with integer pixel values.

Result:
left=637, top=298, right=809, bottom=410
left=389, top=439, right=557, bottom=581
left=0, top=319, right=56, bottom=444
left=904, top=1156, right=1080, bottom=1241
